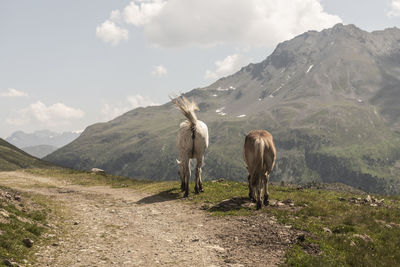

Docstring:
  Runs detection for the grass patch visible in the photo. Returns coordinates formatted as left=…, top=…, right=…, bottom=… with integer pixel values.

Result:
left=0, top=187, right=50, bottom=266
left=266, top=186, right=400, bottom=266
left=130, top=177, right=400, bottom=266
left=130, top=177, right=400, bottom=265
left=25, top=168, right=151, bottom=188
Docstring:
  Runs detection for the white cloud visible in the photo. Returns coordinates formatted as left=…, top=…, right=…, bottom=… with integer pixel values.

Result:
left=123, top=0, right=166, bottom=26
left=101, top=95, right=158, bottom=121
left=0, top=88, right=28, bottom=97
left=205, top=54, right=250, bottom=80
left=100, top=0, right=341, bottom=48
left=96, top=20, right=129, bottom=46
left=141, top=0, right=342, bottom=48
left=127, top=95, right=158, bottom=109
left=31, top=102, right=84, bottom=122
left=110, top=10, right=122, bottom=23
left=6, top=101, right=84, bottom=126
left=101, top=104, right=131, bottom=121
left=388, top=0, right=400, bottom=17
left=151, top=65, right=168, bottom=77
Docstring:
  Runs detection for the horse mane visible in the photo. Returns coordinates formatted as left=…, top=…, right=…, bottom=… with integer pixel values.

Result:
left=171, top=95, right=199, bottom=127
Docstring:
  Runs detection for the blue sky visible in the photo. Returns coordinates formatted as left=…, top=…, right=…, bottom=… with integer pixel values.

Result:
left=1, top=0, right=400, bottom=138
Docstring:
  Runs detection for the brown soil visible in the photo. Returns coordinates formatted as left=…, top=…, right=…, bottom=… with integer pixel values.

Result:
left=0, top=171, right=301, bottom=266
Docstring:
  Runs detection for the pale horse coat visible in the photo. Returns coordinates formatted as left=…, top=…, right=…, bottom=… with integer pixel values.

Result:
left=172, top=96, right=209, bottom=197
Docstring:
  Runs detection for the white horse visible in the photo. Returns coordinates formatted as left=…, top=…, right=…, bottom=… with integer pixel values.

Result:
left=172, top=96, right=209, bottom=197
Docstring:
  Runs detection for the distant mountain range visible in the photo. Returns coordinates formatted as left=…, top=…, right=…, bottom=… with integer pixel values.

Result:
left=6, top=130, right=81, bottom=158
left=45, top=24, right=400, bottom=195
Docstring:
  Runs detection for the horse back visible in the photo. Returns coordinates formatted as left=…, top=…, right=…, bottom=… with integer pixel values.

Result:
left=244, top=130, right=276, bottom=175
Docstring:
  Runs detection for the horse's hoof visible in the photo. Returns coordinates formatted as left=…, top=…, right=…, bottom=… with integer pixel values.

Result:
left=256, top=202, right=262, bottom=210
left=263, top=199, right=269, bottom=206
left=199, top=188, right=204, bottom=193
left=249, top=193, right=255, bottom=202
left=183, top=193, right=189, bottom=198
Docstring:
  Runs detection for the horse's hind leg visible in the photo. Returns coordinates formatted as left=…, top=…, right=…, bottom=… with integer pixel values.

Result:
left=180, top=170, right=185, bottom=192
left=195, top=157, right=204, bottom=193
left=247, top=174, right=256, bottom=202
left=252, top=175, right=262, bottom=210
left=180, top=181, right=185, bottom=192
left=263, top=173, right=270, bottom=206
left=256, top=186, right=262, bottom=210
left=183, top=160, right=190, bottom=198
left=198, top=167, right=204, bottom=193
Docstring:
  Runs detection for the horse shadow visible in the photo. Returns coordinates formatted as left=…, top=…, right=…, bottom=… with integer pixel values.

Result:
left=209, top=196, right=253, bottom=212
left=136, top=189, right=181, bottom=204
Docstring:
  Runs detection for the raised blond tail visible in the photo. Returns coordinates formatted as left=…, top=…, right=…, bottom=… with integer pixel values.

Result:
left=171, top=95, right=199, bottom=127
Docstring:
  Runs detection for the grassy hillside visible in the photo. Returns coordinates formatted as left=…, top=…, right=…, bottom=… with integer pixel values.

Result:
left=0, top=139, right=52, bottom=171
left=46, top=99, right=400, bottom=195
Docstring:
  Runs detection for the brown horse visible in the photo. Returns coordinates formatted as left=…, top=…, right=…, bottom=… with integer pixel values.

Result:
left=243, top=130, right=276, bottom=209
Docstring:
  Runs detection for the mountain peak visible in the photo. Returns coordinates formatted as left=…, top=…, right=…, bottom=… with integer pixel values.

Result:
left=331, top=23, right=360, bottom=31
left=198, top=23, right=400, bottom=128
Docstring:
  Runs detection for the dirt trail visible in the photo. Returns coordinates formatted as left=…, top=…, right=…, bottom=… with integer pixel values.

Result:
left=0, top=171, right=298, bottom=267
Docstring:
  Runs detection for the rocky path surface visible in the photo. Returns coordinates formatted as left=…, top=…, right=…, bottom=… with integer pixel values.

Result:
left=0, top=171, right=299, bottom=266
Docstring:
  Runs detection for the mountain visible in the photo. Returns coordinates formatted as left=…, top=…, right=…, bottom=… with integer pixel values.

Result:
left=6, top=130, right=81, bottom=148
left=45, top=24, right=400, bottom=195
left=6, top=130, right=81, bottom=158
left=0, top=138, right=52, bottom=170
left=22, top=145, right=58, bottom=159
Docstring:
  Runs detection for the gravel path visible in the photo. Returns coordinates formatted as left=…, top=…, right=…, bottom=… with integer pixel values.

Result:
left=0, top=171, right=299, bottom=266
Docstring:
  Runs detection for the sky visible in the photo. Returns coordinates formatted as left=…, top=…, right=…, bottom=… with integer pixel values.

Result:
left=1, top=0, right=400, bottom=138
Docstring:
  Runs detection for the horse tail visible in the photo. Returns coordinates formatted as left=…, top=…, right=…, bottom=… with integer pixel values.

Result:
left=172, top=95, right=200, bottom=158
left=255, top=137, right=265, bottom=175
left=171, top=95, right=199, bottom=127
left=266, top=138, right=276, bottom=175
